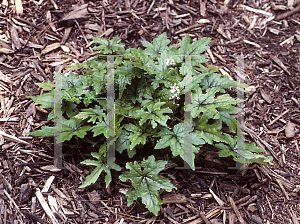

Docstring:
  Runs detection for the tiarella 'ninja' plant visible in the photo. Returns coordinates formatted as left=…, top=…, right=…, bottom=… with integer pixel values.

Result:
left=28, top=33, right=273, bottom=215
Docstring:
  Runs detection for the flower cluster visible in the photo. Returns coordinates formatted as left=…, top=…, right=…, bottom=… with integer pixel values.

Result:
left=169, top=83, right=180, bottom=103
left=166, top=57, right=175, bottom=66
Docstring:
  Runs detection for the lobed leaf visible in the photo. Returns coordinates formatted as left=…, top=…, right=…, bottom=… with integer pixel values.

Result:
left=119, top=155, right=176, bottom=215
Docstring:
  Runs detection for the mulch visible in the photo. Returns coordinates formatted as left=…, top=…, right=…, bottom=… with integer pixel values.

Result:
left=0, top=0, right=300, bottom=223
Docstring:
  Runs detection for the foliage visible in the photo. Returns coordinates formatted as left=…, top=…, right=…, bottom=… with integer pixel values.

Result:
left=28, top=33, right=273, bottom=215
left=119, top=155, right=176, bottom=215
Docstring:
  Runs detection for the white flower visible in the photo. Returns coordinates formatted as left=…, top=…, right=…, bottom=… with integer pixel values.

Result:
left=166, top=57, right=175, bottom=66
left=169, top=83, right=180, bottom=101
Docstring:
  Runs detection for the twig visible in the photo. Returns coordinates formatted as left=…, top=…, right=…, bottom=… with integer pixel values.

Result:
left=3, top=189, right=26, bottom=219
left=20, top=210, right=50, bottom=224
left=199, top=211, right=211, bottom=224
left=276, top=178, right=289, bottom=200
left=0, top=131, right=30, bottom=145
left=209, top=188, right=225, bottom=206
left=173, top=116, right=183, bottom=123
left=276, top=5, right=300, bottom=20
left=266, top=195, right=274, bottom=219
left=74, top=20, right=88, bottom=45
left=36, top=188, right=60, bottom=224
left=268, top=109, right=290, bottom=126
left=241, top=125, right=279, bottom=161
left=228, top=197, right=246, bottom=224
left=14, top=17, right=61, bottom=38
left=240, top=5, right=273, bottom=17
left=49, top=0, right=58, bottom=10
left=288, top=207, right=299, bottom=224
left=162, top=207, right=180, bottom=224
left=147, top=0, right=156, bottom=14
left=270, top=55, right=292, bottom=76
left=238, top=195, right=258, bottom=209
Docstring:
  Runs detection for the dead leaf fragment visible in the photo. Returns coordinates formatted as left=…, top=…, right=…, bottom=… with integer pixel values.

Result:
left=217, top=24, right=230, bottom=40
left=61, top=4, right=89, bottom=22
left=285, top=121, right=295, bottom=138
left=0, top=48, right=14, bottom=54
left=25, top=102, right=36, bottom=118
left=40, top=165, right=61, bottom=172
left=268, top=27, right=280, bottom=35
left=2, top=0, right=8, bottom=7
left=0, top=71, right=12, bottom=83
left=162, top=193, right=187, bottom=204
left=270, top=2, right=287, bottom=11
left=10, top=25, right=22, bottom=50
left=197, top=19, right=211, bottom=24
left=270, top=55, right=291, bottom=76
left=60, top=45, right=70, bottom=53
left=15, top=0, right=23, bottom=15
left=245, top=86, right=257, bottom=95
left=247, top=203, right=257, bottom=212
left=41, top=43, right=61, bottom=55
left=260, top=89, right=273, bottom=104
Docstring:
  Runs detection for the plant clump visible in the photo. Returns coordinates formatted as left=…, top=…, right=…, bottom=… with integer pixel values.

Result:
left=28, top=33, right=273, bottom=215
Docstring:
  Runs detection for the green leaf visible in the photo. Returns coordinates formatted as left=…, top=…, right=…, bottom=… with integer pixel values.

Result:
left=130, top=47, right=154, bottom=75
left=151, top=50, right=169, bottom=74
left=134, top=102, right=173, bottom=128
left=75, top=105, right=106, bottom=124
left=190, top=36, right=211, bottom=54
left=79, top=153, right=121, bottom=188
left=178, top=34, right=192, bottom=57
left=193, top=122, right=226, bottom=145
left=191, top=87, right=219, bottom=119
left=47, top=110, right=54, bottom=121
left=215, top=133, right=239, bottom=159
left=200, top=73, right=239, bottom=93
left=123, top=123, right=153, bottom=151
left=27, top=33, right=273, bottom=215
left=155, top=123, right=204, bottom=169
left=215, top=143, right=236, bottom=158
left=235, top=147, right=273, bottom=165
left=191, top=87, right=237, bottom=119
left=91, top=111, right=122, bottom=138
left=177, top=34, right=210, bottom=64
left=115, top=61, right=135, bottom=99
left=215, top=135, right=273, bottom=165
left=36, top=80, right=54, bottom=91
left=116, top=129, right=136, bottom=158
left=29, top=126, right=55, bottom=137
left=217, top=106, right=239, bottom=132
left=177, top=65, right=210, bottom=91
left=59, top=117, right=91, bottom=143
left=125, top=78, right=146, bottom=104
left=115, top=100, right=134, bottom=117
left=29, top=118, right=91, bottom=144
left=245, top=142, right=265, bottom=153
left=142, top=32, right=170, bottom=57
left=61, top=100, right=79, bottom=118
left=61, top=72, right=86, bottom=98
left=93, top=36, right=125, bottom=55
left=151, top=67, right=181, bottom=90
left=28, top=92, right=54, bottom=109
left=91, top=120, right=108, bottom=137
left=239, top=153, right=273, bottom=165
left=119, top=155, right=176, bottom=215
left=83, top=60, right=107, bottom=95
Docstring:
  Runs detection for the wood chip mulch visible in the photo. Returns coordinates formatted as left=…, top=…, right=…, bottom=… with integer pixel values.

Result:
left=0, top=0, right=300, bottom=223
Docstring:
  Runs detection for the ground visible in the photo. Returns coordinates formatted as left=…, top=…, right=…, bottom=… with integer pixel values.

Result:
left=0, top=0, right=300, bottom=223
